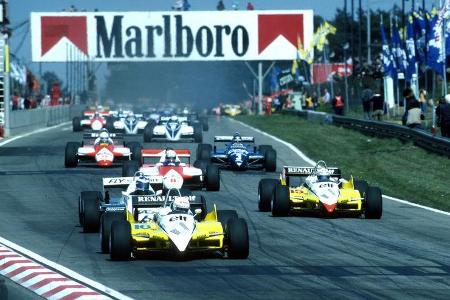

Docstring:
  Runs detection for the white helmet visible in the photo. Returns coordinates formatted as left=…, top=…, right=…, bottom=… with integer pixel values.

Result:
left=99, top=130, right=109, bottom=139
left=170, top=116, right=178, bottom=122
left=171, top=197, right=190, bottom=213
left=164, top=149, right=178, bottom=166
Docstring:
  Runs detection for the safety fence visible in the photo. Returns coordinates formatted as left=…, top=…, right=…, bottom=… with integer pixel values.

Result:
left=282, top=109, right=450, bottom=157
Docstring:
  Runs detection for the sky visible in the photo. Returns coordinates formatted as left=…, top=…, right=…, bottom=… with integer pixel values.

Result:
left=8, top=0, right=439, bottom=90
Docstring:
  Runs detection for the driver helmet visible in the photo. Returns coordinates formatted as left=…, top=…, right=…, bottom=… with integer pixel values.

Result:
left=164, top=149, right=178, bottom=166
left=127, top=111, right=135, bottom=118
left=171, top=197, right=190, bottom=214
left=94, top=112, right=100, bottom=118
left=316, top=167, right=331, bottom=182
left=232, top=132, right=242, bottom=143
left=136, top=175, right=150, bottom=192
left=170, top=115, right=178, bottom=122
left=98, top=129, right=110, bottom=144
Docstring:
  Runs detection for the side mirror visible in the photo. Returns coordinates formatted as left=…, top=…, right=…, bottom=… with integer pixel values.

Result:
left=155, top=190, right=163, bottom=196
left=194, top=208, right=202, bottom=215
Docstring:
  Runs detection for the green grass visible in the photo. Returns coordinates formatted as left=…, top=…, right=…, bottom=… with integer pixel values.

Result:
left=236, top=115, right=450, bottom=211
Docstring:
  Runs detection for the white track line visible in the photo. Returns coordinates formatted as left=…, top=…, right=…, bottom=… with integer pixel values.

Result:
left=229, top=117, right=450, bottom=217
left=0, top=122, right=133, bottom=299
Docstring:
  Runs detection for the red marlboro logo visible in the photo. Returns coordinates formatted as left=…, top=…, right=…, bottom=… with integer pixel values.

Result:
left=258, top=14, right=304, bottom=54
left=41, top=16, right=88, bottom=56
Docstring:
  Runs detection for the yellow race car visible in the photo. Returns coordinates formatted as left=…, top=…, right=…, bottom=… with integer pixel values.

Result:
left=107, top=187, right=249, bottom=260
left=223, top=104, right=242, bottom=117
left=258, top=161, right=382, bottom=218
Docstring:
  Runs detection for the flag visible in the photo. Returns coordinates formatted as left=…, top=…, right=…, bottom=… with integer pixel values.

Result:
left=405, top=16, right=417, bottom=82
left=391, top=23, right=407, bottom=74
left=426, top=12, right=445, bottom=76
left=413, top=9, right=428, bottom=65
left=381, top=22, right=395, bottom=78
left=291, top=58, right=298, bottom=75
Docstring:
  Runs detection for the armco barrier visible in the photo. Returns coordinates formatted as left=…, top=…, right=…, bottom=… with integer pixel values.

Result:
left=8, top=105, right=83, bottom=136
left=281, top=109, right=450, bottom=157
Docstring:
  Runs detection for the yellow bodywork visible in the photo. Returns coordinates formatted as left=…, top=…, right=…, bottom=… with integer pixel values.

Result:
left=125, top=205, right=224, bottom=253
left=281, top=176, right=363, bottom=213
left=223, top=105, right=242, bottom=117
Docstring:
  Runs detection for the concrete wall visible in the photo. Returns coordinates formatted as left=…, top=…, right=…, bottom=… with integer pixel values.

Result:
left=7, top=105, right=84, bottom=136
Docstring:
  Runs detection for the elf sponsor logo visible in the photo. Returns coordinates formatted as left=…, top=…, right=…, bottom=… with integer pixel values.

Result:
left=96, top=15, right=249, bottom=59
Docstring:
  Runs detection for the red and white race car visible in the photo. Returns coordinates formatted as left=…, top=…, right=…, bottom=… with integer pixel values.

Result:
left=65, top=132, right=142, bottom=167
left=121, top=148, right=220, bottom=191
left=73, top=111, right=112, bottom=132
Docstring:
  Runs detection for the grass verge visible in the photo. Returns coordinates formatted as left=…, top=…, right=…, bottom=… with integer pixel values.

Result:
left=236, top=114, right=450, bottom=211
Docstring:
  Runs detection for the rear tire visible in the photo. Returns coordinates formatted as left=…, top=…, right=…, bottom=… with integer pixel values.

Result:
left=143, top=124, right=154, bottom=143
left=272, top=184, right=290, bottom=217
left=264, top=149, right=277, bottom=172
left=80, top=191, right=102, bottom=232
left=105, top=117, right=115, bottom=132
left=365, top=187, right=383, bottom=219
left=110, top=221, right=131, bottom=261
left=72, top=117, right=82, bottom=132
left=100, top=212, right=124, bottom=253
left=258, top=179, right=277, bottom=211
left=205, top=164, right=220, bottom=191
left=217, top=210, right=238, bottom=231
left=122, top=160, right=140, bottom=177
left=193, top=124, right=203, bottom=143
left=64, top=142, right=80, bottom=168
left=193, top=159, right=209, bottom=174
left=128, top=142, right=142, bottom=164
left=197, top=144, right=212, bottom=160
left=227, top=218, right=249, bottom=259
left=354, top=180, right=369, bottom=198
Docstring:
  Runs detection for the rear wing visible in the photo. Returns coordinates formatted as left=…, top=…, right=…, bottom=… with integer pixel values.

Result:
left=83, top=133, right=123, bottom=139
left=141, top=149, right=191, bottom=158
left=102, top=176, right=163, bottom=190
left=131, top=194, right=202, bottom=208
left=283, top=166, right=342, bottom=178
left=214, top=136, right=255, bottom=143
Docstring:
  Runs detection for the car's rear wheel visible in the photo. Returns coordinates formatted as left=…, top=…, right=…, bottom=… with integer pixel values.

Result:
left=272, top=184, right=290, bottom=217
left=110, top=220, right=132, bottom=261
left=143, top=124, right=154, bottom=143
left=100, top=212, right=124, bottom=253
left=128, top=142, right=142, bottom=164
left=65, top=142, right=80, bottom=168
left=193, top=124, right=203, bottom=143
left=227, top=218, right=249, bottom=259
left=258, top=145, right=273, bottom=156
left=264, top=149, right=277, bottom=172
left=80, top=191, right=102, bottom=232
left=197, top=144, right=212, bottom=161
left=365, top=187, right=382, bottom=219
left=217, top=210, right=238, bottom=231
left=122, top=160, right=140, bottom=177
left=354, top=180, right=369, bottom=198
left=258, top=179, right=277, bottom=211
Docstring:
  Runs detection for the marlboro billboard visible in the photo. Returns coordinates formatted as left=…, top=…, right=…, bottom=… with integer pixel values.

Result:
left=30, top=10, right=313, bottom=62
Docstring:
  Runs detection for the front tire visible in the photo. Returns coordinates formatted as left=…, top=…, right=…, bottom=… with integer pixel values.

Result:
left=227, top=218, right=249, bottom=259
left=72, top=117, right=82, bottom=132
left=205, top=164, right=220, bottom=191
left=100, top=212, right=124, bottom=253
left=272, top=184, right=290, bottom=217
left=365, top=187, right=382, bottom=219
left=258, top=179, right=277, bottom=211
left=65, top=142, right=80, bottom=168
left=110, top=220, right=132, bottom=261
left=143, top=124, right=154, bottom=143
left=264, top=149, right=277, bottom=172
left=197, top=144, right=212, bottom=161
left=193, top=124, right=203, bottom=143
left=128, top=142, right=142, bottom=164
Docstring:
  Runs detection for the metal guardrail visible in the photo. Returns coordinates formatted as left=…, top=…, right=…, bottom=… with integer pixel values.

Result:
left=282, top=109, right=450, bottom=157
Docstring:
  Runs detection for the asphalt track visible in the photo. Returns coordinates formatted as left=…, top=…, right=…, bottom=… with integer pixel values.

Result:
left=0, top=116, right=450, bottom=299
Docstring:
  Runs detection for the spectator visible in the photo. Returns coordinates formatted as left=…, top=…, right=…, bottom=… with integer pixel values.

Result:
left=247, top=2, right=254, bottom=10
left=305, top=93, right=314, bottom=110
left=172, top=0, right=183, bottom=11
left=436, top=94, right=450, bottom=138
left=217, top=1, right=225, bottom=10
left=405, top=89, right=423, bottom=129
left=361, top=85, right=373, bottom=120
left=331, top=91, right=345, bottom=115
left=322, top=88, right=331, bottom=104
left=183, top=0, right=191, bottom=11
left=312, top=91, right=319, bottom=109
left=419, top=88, right=427, bottom=113
left=371, top=93, right=385, bottom=121
left=12, top=93, right=19, bottom=110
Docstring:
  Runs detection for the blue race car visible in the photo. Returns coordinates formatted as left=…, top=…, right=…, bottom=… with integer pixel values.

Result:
left=196, top=133, right=276, bottom=171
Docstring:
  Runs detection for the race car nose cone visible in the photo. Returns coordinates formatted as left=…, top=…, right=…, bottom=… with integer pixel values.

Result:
left=323, top=203, right=336, bottom=214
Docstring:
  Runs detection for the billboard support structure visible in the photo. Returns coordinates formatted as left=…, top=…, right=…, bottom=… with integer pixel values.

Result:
left=245, top=61, right=275, bottom=115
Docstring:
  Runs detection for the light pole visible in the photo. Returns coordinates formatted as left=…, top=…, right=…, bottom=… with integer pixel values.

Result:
left=343, top=42, right=350, bottom=114
left=366, top=0, right=371, bottom=65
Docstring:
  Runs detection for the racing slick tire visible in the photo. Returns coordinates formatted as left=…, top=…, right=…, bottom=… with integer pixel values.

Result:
left=143, top=124, right=154, bottom=143
left=354, top=180, right=369, bottom=198
left=201, top=117, right=209, bottom=131
left=193, top=124, right=203, bottom=143
left=193, top=159, right=209, bottom=173
left=205, top=164, right=220, bottom=191
left=100, top=212, right=124, bottom=253
left=72, top=117, right=82, bottom=132
left=80, top=191, right=102, bottom=232
left=365, top=187, right=383, bottom=219
left=264, top=149, right=277, bottom=172
left=258, top=179, right=278, bottom=212
left=197, top=144, right=212, bottom=160
left=128, top=142, right=143, bottom=164
left=122, top=160, right=140, bottom=177
left=217, top=210, right=238, bottom=231
left=110, top=220, right=132, bottom=261
left=226, top=218, right=249, bottom=259
left=272, top=184, right=290, bottom=217
left=105, top=117, right=115, bottom=132
left=258, top=145, right=273, bottom=156
left=65, top=142, right=80, bottom=168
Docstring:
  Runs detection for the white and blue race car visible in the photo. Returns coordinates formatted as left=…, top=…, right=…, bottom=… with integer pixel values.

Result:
left=144, top=115, right=202, bottom=143
left=112, top=112, right=148, bottom=134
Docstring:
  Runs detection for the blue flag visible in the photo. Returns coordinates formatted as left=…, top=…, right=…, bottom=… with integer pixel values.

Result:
left=413, top=9, right=428, bottom=66
left=392, top=23, right=407, bottom=73
left=381, top=23, right=395, bottom=78
left=427, top=13, right=445, bottom=76
left=405, top=17, right=417, bottom=82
